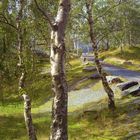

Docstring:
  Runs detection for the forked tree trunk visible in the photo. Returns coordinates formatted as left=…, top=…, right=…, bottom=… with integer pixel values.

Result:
left=86, top=1, right=115, bottom=111
left=50, top=0, right=71, bottom=140
left=22, top=94, right=37, bottom=140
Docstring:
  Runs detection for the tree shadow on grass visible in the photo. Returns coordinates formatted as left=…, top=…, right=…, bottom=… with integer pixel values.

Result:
left=0, top=115, right=27, bottom=140
left=0, top=112, right=51, bottom=140
left=68, top=97, right=140, bottom=140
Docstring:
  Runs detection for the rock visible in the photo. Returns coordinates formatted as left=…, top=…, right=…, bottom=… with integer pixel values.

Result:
left=33, top=49, right=49, bottom=58
left=117, top=81, right=139, bottom=91
left=89, top=73, right=100, bottom=79
left=123, top=61, right=133, bottom=65
left=117, top=81, right=140, bottom=96
left=121, top=86, right=140, bottom=96
left=86, top=56, right=94, bottom=61
left=130, top=87, right=140, bottom=96
left=83, top=66, right=97, bottom=72
left=132, top=99, right=140, bottom=105
left=106, top=76, right=123, bottom=84
left=85, top=62, right=89, bottom=65
left=125, top=131, right=140, bottom=139
left=81, top=56, right=94, bottom=62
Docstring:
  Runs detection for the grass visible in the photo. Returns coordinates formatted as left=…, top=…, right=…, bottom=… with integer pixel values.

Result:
left=1, top=57, right=140, bottom=139
left=100, top=46, right=140, bottom=71
left=75, top=79, right=95, bottom=90
left=68, top=96, right=140, bottom=140
left=0, top=113, right=51, bottom=140
left=67, top=58, right=94, bottom=88
left=0, top=58, right=92, bottom=107
left=1, top=96, right=140, bottom=140
left=0, top=57, right=96, bottom=139
left=91, top=80, right=103, bottom=91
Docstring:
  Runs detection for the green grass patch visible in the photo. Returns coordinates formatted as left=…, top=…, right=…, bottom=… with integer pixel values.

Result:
left=67, top=58, right=94, bottom=86
left=68, top=96, right=140, bottom=140
left=75, top=79, right=95, bottom=90
left=100, top=46, right=140, bottom=71
left=2, top=57, right=140, bottom=139
left=1, top=95, right=140, bottom=139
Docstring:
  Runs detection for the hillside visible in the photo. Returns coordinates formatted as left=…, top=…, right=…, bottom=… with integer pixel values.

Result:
left=100, top=46, right=140, bottom=71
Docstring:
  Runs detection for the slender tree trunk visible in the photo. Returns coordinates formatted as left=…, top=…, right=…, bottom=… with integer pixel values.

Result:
left=86, top=1, right=115, bottom=111
left=106, top=38, right=110, bottom=50
left=120, top=40, right=124, bottom=53
left=16, top=1, right=37, bottom=139
left=129, top=30, right=132, bottom=47
left=22, top=94, right=37, bottom=140
left=0, top=82, right=4, bottom=106
left=77, top=41, right=79, bottom=56
left=31, top=40, right=36, bottom=72
left=0, top=35, right=7, bottom=105
left=73, top=40, right=77, bottom=54
left=50, top=1, right=71, bottom=140
left=16, top=0, right=26, bottom=90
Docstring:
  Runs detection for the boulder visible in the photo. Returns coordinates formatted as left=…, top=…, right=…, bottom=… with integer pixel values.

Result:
left=117, top=81, right=139, bottom=91
left=123, top=61, right=133, bottom=65
left=130, top=87, right=140, bottom=96
left=116, top=81, right=140, bottom=96
left=83, top=66, right=97, bottom=72
left=86, top=56, right=94, bottom=61
left=106, top=76, right=123, bottom=84
left=89, top=73, right=100, bottom=79
left=85, top=62, right=89, bottom=65
left=121, top=86, right=140, bottom=96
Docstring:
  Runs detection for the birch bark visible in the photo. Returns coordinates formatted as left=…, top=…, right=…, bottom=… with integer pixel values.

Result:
left=86, top=1, right=115, bottom=111
left=50, top=1, right=71, bottom=139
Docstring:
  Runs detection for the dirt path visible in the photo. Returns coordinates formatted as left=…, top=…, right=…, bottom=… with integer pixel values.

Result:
left=103, top=63, right=140, bottom=82
left=38, top=63, right=140, bottom=113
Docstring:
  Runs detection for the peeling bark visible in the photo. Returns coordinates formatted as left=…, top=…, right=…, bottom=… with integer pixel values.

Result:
left=16, top=1, right=37, bottom=139
left=86, top=1, right=115, bottom=111
left=22, top=94, right=37, bottom=140
left=19, top=72, right=26, bottom=90
left=50, top=0, right=71, bottom=140
left=34, top=0, right=71, bottom=138
left=16, top=0, right=25, bottom=89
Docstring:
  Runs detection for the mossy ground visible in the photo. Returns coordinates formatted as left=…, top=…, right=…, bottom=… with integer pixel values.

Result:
left=1, top=96, right=140, bottom=140
left=1, top=57, right=140, bottom=140
left=100, top=46, right=140, bottom=71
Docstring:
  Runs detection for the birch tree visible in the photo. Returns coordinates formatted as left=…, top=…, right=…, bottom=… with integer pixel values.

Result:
left=86, top=0, right=115, bottom=111
left=16, top=1, right=37, bottom=139
left=16, top=0, right=26, bottom=89
left=34, top=0, right=71, bottom=139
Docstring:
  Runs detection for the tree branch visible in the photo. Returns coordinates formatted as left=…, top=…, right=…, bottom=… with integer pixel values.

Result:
left=35, top=21, right=50, bottom=44
left=0, top=19, right=17, bottom=31
left=34, top=0, right=55, bottom=30
left=0, top=13, right=17, bottom=30
left=94, top=0, right=125, bottom=22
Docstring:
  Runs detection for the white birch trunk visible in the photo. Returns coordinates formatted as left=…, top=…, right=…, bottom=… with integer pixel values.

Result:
left=50, top=0, right=71, bottom=140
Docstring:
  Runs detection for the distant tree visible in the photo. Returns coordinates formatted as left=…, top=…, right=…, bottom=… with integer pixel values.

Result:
left=69, top=0, right=140, bottom=51
left=86, top=0, right=116, bottom=111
